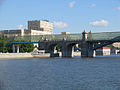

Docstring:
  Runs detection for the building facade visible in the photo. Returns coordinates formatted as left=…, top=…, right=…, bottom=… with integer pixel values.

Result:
left=0, top=20, right=53, bottom=38
left=113, top=42, right=120, bottom=48
left=96, top=47, right=111, bottom=55
left=28, top=20, right=53, bottom=33
left=61, top=32, right=70, bottom=35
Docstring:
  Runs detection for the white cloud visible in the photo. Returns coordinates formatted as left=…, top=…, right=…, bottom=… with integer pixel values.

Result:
left=69, top=1, right=76, bottom=8
left=117, top=7, right=120, bottom=11
left=90, top=4, right=96, bottom=7
left=89, top=20, right=109, bottom=26
left=17, top=24, right=23, bottom=29
left=53, top=21, right=68, bottom=28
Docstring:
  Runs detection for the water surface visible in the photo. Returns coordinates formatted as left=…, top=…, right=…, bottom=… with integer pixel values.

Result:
left=0, top=55, right=120, bottom=90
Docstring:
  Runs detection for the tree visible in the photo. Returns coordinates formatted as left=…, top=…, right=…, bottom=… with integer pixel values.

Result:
left=19, top=43, right=34, bottom=53
left=0, top=38, right=34, bottom=53
left=0, top=38, right=8, bottom=53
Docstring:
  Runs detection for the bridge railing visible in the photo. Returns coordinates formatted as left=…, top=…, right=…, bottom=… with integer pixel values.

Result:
left=8, top=34, right=82, bottom=42
left=89, top=32, right=120, bottom=40
left=8, top=32, right=120, bottom=42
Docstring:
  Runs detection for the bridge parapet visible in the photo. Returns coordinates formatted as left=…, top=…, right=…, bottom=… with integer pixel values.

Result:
left=7, top=32, right=120, bottom=42
left=91, top=32, right=120, bottom=40
left=8, top=34, right=82, bottom=42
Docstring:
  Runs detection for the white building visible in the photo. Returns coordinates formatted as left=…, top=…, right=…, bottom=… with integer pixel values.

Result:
left=96, top=47, right=111, bottom=56
left=61, top=32, right=70, bottom=35
left=0, top=20, right=53, bottom=38
left=113, top=42, right=120, bottom=48
left=28, top=20, right=53, bottom=35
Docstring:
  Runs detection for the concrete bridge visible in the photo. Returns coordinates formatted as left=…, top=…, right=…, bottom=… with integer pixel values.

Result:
left=38, top=31, right=120, bottom=57
left=9, top=31, right=120, bottom=58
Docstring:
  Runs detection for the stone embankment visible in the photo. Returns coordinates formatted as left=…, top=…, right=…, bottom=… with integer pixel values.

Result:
left=0, top=51, right=81, bottom=59
left=0, top=53, right=50, bottom=59
left=0, top=53, right=33, bottom=59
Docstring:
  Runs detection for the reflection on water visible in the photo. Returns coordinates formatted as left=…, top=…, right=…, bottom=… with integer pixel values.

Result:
left=0, top=55, right=120, bottom=90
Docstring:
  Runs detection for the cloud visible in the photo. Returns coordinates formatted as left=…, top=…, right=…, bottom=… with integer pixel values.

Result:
left=53, top=21, right=68, bottom=28
left=69, top=1, right=76, bottom=8
left=90, top=4, right=96, bottom=7
left=89, top=20, right=109, bottom=26
left=117, top=7, right=120, bottom=10
left=17, top=24, right=24, bottom=29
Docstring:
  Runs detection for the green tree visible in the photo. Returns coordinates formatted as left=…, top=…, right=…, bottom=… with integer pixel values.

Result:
left=19, top=43, right=34, bottom=53
left=0, top=38, right=8, bottom=53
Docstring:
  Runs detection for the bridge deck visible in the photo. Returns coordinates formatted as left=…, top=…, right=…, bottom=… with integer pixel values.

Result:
left=7, top=32, right=120, bottom=42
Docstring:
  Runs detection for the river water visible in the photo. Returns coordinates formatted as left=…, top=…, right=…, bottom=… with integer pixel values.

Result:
left=0, top=55, right=120, bottom=90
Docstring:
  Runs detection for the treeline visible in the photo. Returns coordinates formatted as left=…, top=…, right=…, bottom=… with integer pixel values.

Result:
left=0, top=38, right=34, bottom=53
left=0, top=38, right=8, bottom=53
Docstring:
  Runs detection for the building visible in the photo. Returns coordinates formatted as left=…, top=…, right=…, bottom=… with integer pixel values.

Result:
left=113, top=42, right=120, bottom=48
left=28, top=20, right=53, bottom=35
left=0, top=29, right=29, bottom=38
left=0, top=20, right=53, bottom=38
left=96, top=47, right=111, bottom=55
left=111, top=49, right=120, bottom=54
left=61, top=32, right=70, bottom=35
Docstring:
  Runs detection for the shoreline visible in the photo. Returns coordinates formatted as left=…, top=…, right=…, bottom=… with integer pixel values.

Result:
left=0, top=52, right=81, bottom=59
left=0, top=53, right=50, bottom=59
left=0, top=53, right=33, bottom=59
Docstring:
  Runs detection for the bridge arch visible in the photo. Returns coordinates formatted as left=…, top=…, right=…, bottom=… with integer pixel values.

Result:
left=48, top=43, right=62, bottom=51
left=61, top=42, right=81, bottom=57
left=47, top=42, right=81, bottom=57
left=47, top=43, right=63, bottom=57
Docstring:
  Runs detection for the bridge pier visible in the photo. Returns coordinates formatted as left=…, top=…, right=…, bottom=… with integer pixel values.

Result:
left=62, top=45, right=74, bottom=57
left=81, top=41, right=95, bottom=58
left=17, top=45, right=19, bottom=53
left=13, top=44, right=15, bottom=53
left=49, top=46, right=59, bottom=57
left=12, top=44, right=19, bottom=53
left=81, top=30, right=95, bottom=58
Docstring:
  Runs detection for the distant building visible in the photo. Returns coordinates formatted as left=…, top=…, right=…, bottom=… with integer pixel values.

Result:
left=96, top=47, right=111, bottom=55
left=0, top=20, right=53, bottom=38
left=111, top=49, right=120, bottom=54
left=28, top=20, right=53, bottom=35
left=61, top=32, right=70, bottom=35
left=113, top=42, right=120, bottom=48
left=0, top=29, right=29, bottom=38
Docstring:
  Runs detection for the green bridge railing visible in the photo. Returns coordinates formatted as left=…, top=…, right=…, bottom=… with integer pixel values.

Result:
left=8, top=32, right=120, bottom=42
left=91, top=32, right=120, bottom=40
left=8, top=34, right=82, bottom=42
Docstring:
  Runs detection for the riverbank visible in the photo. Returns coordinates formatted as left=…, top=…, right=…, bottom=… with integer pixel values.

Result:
left=0, top=53, right=33, bottom=59
left=0, top=52, right=81, bottom=59
left=0, top=53, right=50, bottom=59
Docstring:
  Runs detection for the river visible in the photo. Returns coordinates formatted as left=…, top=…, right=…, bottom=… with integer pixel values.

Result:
left=0, top=55, right=120, bottom=90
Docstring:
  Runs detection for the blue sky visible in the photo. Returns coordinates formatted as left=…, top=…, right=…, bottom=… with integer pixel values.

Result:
left=0, top=0, right=120, bottom=33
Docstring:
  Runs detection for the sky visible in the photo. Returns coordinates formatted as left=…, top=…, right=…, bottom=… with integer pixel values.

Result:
left=0, top=0, right=120, bottom=34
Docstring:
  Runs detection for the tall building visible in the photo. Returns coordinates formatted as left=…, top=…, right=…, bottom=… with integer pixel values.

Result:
left=28, top=20, right=53, bottom=35
left=0, top=20, right=53, bottom=38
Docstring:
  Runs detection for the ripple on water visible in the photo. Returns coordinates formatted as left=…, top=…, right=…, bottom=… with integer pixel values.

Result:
left=0, top=56, right=119, bottom=90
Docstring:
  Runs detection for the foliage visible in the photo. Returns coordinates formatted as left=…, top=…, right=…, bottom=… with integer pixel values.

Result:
left=0, top=38, right=34, bottom=53
left=0, top=38, right=8, bottom=53
left=56, top=45, right=61, bottom=52
left=19, top=43, right=34, bottom=53
left=106, top=45, right=120, bottom=49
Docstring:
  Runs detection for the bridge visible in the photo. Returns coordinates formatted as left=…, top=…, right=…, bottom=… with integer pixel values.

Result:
left=8, top=31, right=120, bottom=57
